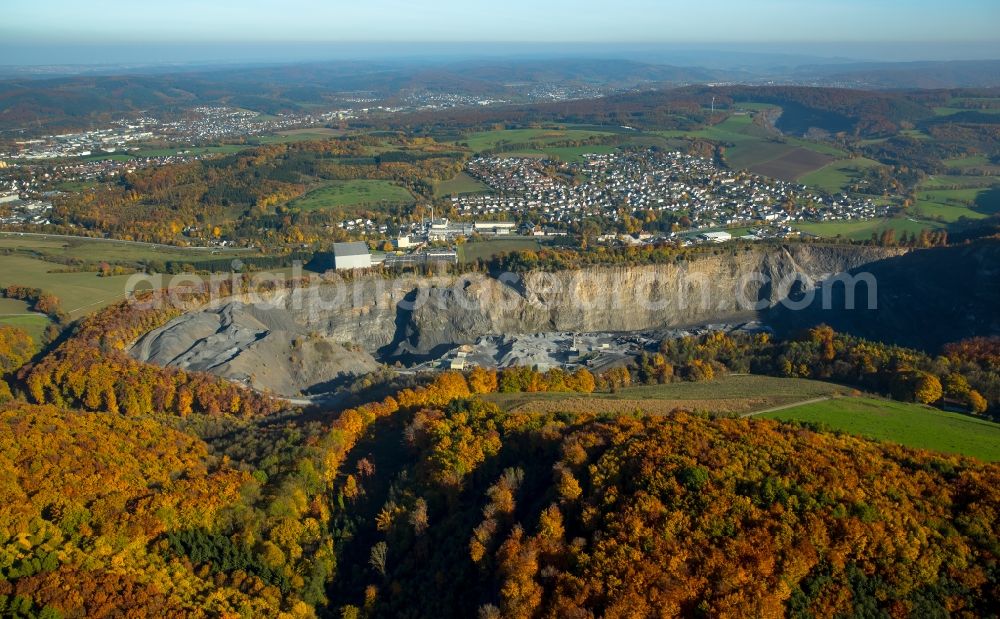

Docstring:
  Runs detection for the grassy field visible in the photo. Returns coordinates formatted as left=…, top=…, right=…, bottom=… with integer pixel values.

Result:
left=943, top=155, right=998, bottom=170
left=0, top=298, right=50, bottom=342
left=133, top=144, right=249, bottom=157
left=762, top=397, right=1000, bottom=461
left=916, top=175, right=997, bottom=189
left=433, top=172, right=491, bottom=197
left=0, top=254, right=136, bottom=317
left=459, top=127, right=615, bottom=153
left=541, top=144, right=620, bottom=162
left=912, top=184, right=1000, bottom=222
left=256, top=128, right=344, bottom=144
left=666, top=114, right=847, bottom=178
left=287, top=180, right=414, bottom=211
left=0, top=233, right=258, bottom=266
left=933, top=106, right=1000, bottom=117
left=799, top=157, right=882, bottom=193
left=796, top=216, right=946, bottom=240
left=0, top=313, right=51, bottom=346
left=458, top=237, right=544, bottom=263
left=750, top=148, right=834, bottom=182
left=484, top=375, right=847, bottom=416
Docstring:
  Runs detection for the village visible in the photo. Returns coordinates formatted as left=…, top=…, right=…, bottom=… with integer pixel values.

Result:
left=327, top=148, right=888, bottom=269
left=454, top=150, right=886, bottom=235
left=0, top=106, right=353, bottom=161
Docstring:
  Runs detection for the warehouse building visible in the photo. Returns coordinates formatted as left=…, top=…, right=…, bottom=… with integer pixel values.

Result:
left=332, top=241, right=372, bottom=270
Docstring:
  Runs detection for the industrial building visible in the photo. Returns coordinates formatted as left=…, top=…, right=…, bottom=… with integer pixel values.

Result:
left=698, top=231, right=732, bottom=243
left=332, top=241, right=372, bottom=270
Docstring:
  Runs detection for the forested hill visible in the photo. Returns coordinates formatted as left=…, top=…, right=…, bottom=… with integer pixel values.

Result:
left=384, top=84, right=943, bottom=138
left=325, top=396, right=999, bottom=618
left=1, top=368, right=997, bottom=617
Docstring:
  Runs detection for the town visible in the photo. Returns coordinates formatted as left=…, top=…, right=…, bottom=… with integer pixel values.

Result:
left=453, top=150, right=886, bottom=236
left=329, top=148, right=888, bottom=256
left=0, top=106, right=354, bottom=161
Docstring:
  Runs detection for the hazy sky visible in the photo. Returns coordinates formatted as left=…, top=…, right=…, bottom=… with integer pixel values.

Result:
left=3, top=0, right=998, bottom=64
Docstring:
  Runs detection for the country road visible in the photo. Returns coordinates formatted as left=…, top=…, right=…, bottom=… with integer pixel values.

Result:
left=741, top=396, right=832, bottom=418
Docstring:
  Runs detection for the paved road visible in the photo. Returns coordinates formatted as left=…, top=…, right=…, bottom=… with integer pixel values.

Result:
left=741, top=396, right=831, bottom=418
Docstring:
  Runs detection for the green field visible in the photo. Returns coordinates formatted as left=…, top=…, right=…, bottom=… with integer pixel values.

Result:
left=933, top=106, right=1000, bottom=117
left=796, top=216, right=946, bottom=240
left=433, top=172, right=491, bottom=197
left=920, top=175, right=998, bottom=189
left=459, top=127, right=615, bottom=152
left=799, top=157, right=882, bottom=193
left=256, top=128, right=344, bottom=144
left=0, top=313, right=51, bottom=346
left=287, top=180, right=414, bottom=211
left=762, top=397, right=1000, bottom=461
left=913, top=184, right=1000, bottom=222
left=485, top=375, right=847, bottom=416
left=458, top=237, right=543, bottom=263
left=541, top=144, right=620, bottom=162
left=943, top=155, right=996, bottom=170
left=0, top=254, right=136, bottom=317
left=0, top=233, right=258, bottom=267
left=133, top=144, right=249, bottom=157
left=665, top=114, right=846, bottom=177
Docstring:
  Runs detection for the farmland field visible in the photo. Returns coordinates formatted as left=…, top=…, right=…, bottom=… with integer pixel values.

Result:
left=458, top=237, right=543, bottom=263
left=287, top=180, right=414, bottom=211
left=943, top=155, right=999, bottom=171
left=913, top=184, right=1000, bottom=222
left=459, top=127, right=615, bottom=152
left=748, top=147, right=834, bottom=181
left=0, top=233, right=259, bottom=267
left=541, top=144, right=620, bottom=162
left=256, top=128, right=344, bottom=144
left=484, top=375, right=847, bottom=416
left=796, top=216, right=946, bottom=240
left=799, top=157, right=882, bottom=193
left=920, top=175, right=998, bottom=189
left=433, top=171, right=491, bottom=197
left=762, top=397, right=1000, bottom=461
left=0, top=311, right=50, bottom=346
left=677, top=114, right=846, bottom=176
left=133, top=144, right=249, bottom=157
left=0, top=254, right=136, bottom=317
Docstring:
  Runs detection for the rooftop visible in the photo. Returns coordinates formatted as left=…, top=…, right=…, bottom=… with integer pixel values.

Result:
left=332, top=241, right=371, bottom=257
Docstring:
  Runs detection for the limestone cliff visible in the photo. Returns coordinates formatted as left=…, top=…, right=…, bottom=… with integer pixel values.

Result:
left=130, top=244, right=907, bottom=396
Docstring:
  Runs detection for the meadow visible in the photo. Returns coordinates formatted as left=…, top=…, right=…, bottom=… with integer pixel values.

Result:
left=432, top=171, right=491, bottom=197
left=912, top=182, right=1000, bottom=222
left=484, top=375, right=846, bottom=416
left=0, top=234, right=269, bottom=319
left=0, top=233, right=257, bottom=265
left=798, top=157, right=882, bottom=193
left=0, top=298, right=50, bottom=344
left=762, top=397, right=1000, bottom=461
left=458, top=237, right=544, bottom=263
left=795, top=216, right=946, bottom=240
left=256, top=128, right=345, bottom=144
left=132, top=144, right=249, bottom=157
left=459, top=127, right=616, bottom=152
left=0, top=253, right=135, bottom=317
left=287, top=180, right=414, bottom=211
left=661, top=114, right=848, bottom=182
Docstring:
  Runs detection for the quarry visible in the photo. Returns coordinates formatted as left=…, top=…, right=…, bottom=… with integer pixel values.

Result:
left=128, top=244, right=918, bottom=398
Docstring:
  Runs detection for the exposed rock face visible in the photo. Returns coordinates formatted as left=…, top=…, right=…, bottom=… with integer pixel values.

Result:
left=131, top=301, right=381, bottom=397
left=131, top=244, right=908, bottom=396
left=766, top=239, right=1000, bottom=349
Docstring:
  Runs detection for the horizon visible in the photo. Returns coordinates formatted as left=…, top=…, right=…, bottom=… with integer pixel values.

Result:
left=1, top=41, right=999, bottom=69
left=3, top=0, right=999, bottom=66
